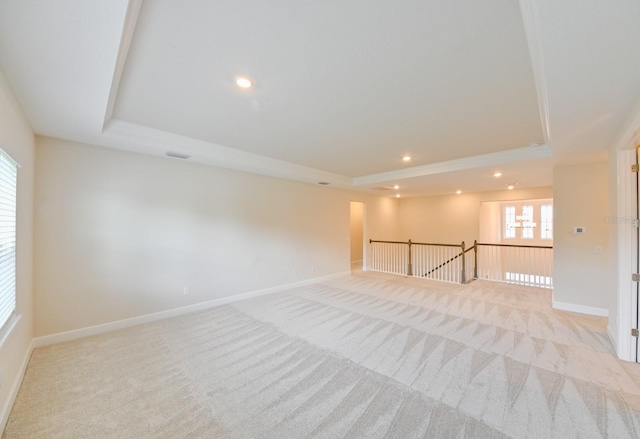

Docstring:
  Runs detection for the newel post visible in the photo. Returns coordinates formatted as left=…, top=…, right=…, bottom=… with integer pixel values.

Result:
left=473, top=240, right=478, bottom=280
left=407, top=239, right=413, bottom=276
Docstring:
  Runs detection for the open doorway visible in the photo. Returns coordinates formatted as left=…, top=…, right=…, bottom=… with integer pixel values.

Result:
left=350, top=201, right=365, bottom=271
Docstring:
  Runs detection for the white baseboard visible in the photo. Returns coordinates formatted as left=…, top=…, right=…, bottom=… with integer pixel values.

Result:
left=607, top=322, right=620, bottom=355
left=0, top=338, right=33, bottom=434
left=33, top=271, right=351, bottom=348
left=552, top=301, right=609, bottom=317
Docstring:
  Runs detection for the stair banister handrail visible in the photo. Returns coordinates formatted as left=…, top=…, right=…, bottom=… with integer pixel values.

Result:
left=476, top=242, right=552, bottom=249
left=369, top=239, right=413, bottom=276
left=369, top=238, right=553, bottom=287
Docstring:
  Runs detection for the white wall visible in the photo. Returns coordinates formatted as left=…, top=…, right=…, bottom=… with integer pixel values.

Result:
left=33, top=137, right=400, bottom=336
left=0, top=70, right=35, bottom=431
left=399, top=186, right=553, bottom=246
left=553, top=161, right=610, bottom=314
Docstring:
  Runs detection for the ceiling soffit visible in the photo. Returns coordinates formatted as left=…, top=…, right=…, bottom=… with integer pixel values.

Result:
left=109, top=0, right=545, bottom=179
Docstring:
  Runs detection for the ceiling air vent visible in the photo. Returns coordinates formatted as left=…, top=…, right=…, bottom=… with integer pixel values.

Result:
left=371, top=186, right=393, bottom=191
left=318, top=182, right=330, bottom=185
left=166, top=151, right=190, bottom=159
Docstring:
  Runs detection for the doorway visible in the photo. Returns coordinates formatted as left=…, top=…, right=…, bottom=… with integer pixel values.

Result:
left=350, top=202, right=365, bottom=270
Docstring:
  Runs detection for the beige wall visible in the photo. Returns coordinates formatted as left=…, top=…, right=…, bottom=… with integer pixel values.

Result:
left=399, top=186, right=553, bottom=246
left=479, top=201, right=502, bottom=243
left=553, top=161, right=610, bottom=311
left=349, top=202, right=364, bottom=263
left=33, top=137, right=400, bottom=336
left=28, top=136, right=615, bottom=337
left=0, top=71, right=35, bottom=429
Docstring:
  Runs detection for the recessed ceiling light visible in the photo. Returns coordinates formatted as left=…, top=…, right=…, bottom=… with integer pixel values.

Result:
left=393, top=185, right=400, bottom=190
left=236, top=77, right=253, bottom=88
left=395, top=194, right=400, bottom=198
left=456, top=190, right=462, bottom=194
left=493, top=172, right=502, bottom=177
left=402, top=155, right=411, bottom=162
left=507, top=185, right=515, bottom=190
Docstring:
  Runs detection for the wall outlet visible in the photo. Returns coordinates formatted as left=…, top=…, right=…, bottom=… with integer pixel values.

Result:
left=183, top=287, right=190, bottom=295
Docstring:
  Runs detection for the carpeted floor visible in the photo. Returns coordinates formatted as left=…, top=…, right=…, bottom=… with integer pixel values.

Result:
left=4, top=272, right=640, bottom=438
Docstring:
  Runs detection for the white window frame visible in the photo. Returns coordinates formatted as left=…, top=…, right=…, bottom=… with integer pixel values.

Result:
left=521, top=205, right=534, bottom=239
left=541, top=204, right=553, bottom=240
left=504, top=205, right=516, bottom=239
left=0, top=149, right=18, bottom=333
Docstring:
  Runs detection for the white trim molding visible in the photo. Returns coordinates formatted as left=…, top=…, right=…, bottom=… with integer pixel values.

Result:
left=101, top=0, right=143, bottom=129
left=614, top=148, right=636, bottom=362
left=0, top=314, right=21, bottom=349
left=33, top=271, right=351, bottom=348
left=0, top=338, right=33, bottom=434
left=352, top=145, right=552, bottom=187
left=518, top=0, right=552, bottom=146
left=552, top=301, right=609, bottom=317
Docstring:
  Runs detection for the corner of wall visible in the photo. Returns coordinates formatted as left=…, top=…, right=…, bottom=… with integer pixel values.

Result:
left=0, top=67, right=36, bottom=435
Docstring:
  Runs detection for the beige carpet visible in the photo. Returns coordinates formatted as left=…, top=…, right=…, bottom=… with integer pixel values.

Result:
left=5, top=272, right=640, bottom=438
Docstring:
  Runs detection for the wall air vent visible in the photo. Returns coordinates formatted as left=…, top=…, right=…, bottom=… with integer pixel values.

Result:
left=166, top=151, right=190, bottom=159
left=371, top=186, right=393, bottom=191
left=318, top=182, right=330, bottom=185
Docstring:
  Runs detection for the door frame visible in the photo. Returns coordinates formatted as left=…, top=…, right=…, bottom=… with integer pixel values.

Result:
left=613, top=140, right=640, bottom=361
left=632, top=146, right=640, bottom=362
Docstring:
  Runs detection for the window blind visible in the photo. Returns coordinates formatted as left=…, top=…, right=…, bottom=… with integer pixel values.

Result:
left=0, top=150, right=17, bottom=331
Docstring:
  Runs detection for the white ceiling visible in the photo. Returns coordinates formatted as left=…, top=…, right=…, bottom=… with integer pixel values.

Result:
left=0, top=0, right=639, bottom=197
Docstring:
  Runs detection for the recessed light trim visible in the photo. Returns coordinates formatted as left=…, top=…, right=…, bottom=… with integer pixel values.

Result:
left=493, top=172, right=502, bottom=177
left=393, top=185, right=400, bottom=190
left=507, top=185, right=515, bottom=190
left=456, top=190, right=462, bottom=194
left=395, top=194, right=400, bottom=198
left=402, top=155, right=411, bottom=162
left=236, top=77, right=253, bottom=89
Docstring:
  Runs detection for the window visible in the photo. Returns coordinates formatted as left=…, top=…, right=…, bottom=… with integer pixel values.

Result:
left=0, top=150, right=17, bottom=331
left=541, top=204, right=553, bottom=239
left=503, top=201, right=551, bottom=240
left=521, top=205, right=534, bottom=239
left=504, top=206, right=516, bottom=239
